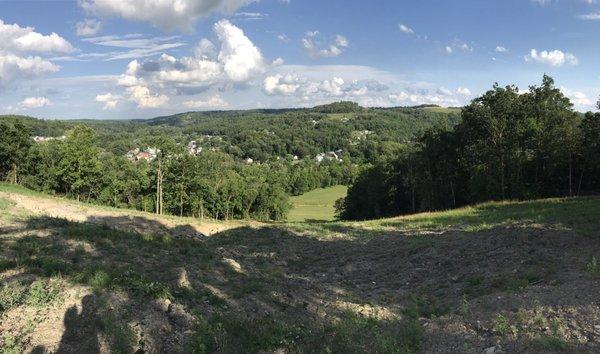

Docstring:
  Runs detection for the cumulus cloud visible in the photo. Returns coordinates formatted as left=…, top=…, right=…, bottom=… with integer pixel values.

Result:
left=525, top=49, right=578, bottom=67
left=0, top=20, right=72, bottom=88
left=215, top=19, right=265, bottom=82
left=126, top=85, right=169, bottom=108
left=19, top=96, right=50, bottom=108
left=0, top=20, right=73, bottom=54
left=302, top=31, right=349, bottom=58
left=495, top=46, right=507, bottom=52
left=80, top=0, right=254, bottom=31
left=95, top=92, right=120, bottom=109
left=263, top=74, right=301, bottom=95
left=115, top=20, right=264, bottom=108
left=76, top=18, right=102, bottom=36
left=183, top=94, right=228, bottom=108
left=445, top=40, right=473, bottom=54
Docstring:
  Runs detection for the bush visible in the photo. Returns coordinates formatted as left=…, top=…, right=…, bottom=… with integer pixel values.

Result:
left=0, top=282, right=27, bottom=312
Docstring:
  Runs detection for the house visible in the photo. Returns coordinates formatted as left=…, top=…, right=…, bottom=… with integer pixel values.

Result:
left=32, top=135, right=66, bottom=143
left=187, top=141, right=202, bottom=155
left=126, top=147, right=159, bottom=162
left=244, top=157, right=254, bottom=164
left=315, top=150, right=343, bottom=163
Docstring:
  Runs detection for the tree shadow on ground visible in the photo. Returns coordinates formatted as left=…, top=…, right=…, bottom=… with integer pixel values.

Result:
left=1, top=212, right=599, bottom=353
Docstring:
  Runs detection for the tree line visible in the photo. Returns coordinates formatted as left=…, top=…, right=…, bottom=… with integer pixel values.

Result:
left=0, top=123, right=360, bottom=220
left=338, top=76, right=600, bottom=220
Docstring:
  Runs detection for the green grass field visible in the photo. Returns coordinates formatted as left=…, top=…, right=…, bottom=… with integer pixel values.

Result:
left=288, top=185, right=347, bottom=222
left=421, top=106, right=462, bottom=114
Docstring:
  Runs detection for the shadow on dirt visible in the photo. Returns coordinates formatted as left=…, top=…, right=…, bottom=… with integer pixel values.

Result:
left=1, top=212, right=599, bottom=353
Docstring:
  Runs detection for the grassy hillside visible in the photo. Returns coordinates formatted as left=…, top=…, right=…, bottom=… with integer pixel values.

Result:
left=1, top=185, right=599, bottom=353
left=288, top=185, right=348, bottom=222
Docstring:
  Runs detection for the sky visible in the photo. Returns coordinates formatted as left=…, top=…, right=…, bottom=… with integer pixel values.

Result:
left=0, top=0, right=599, bottom=120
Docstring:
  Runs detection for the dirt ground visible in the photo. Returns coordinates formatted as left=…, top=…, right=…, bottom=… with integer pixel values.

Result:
left=1, top=191, right=599, bottom=353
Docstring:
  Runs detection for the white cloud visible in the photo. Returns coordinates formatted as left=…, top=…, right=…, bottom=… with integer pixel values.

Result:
left=193, top=38, right=217, bottom=59
left=531, top=0, right=552, bottom=5
left=19, top=96, right=50, bottom=108
left=234, top=12, right=268, bottom=20
left=457, top=87, right=471, bottom=96
left=126, top=85, right=169, bottom=108
left=277, top=34, right=289, bottom=42
left=0, top=20, right=72, bottom=88
left=302, top=31, right=349, bottom=58
left=215, top=19, right=265, bottom=82
left=80, top=0, right=254, bottom=31
left=183, top=94, right=228, bottom=108
left=80, top=34, right=186, bottom=61
left=495, top=46, right=507, bottom=52
left=114, top=20, right=266, bottom=108
left=271, top=57, right=284, bottom=66
left=95, top=93, right=120, bottom=109
left=578, top=12, right=600, bottom=20
left=560, top=87, right=594, bottom=107
left=263, top=74, right=301, bottom=95
left=445, top=40, right=473, bottom=54
left=76, top=18, right=102, bottom=36
left=0, top=20, right=73, bottom=54
left=398, top=24, right=414, bottom=34
left=525, top=49, right=579, bottom=67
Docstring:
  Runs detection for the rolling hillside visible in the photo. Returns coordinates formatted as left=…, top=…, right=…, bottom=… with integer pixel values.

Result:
left=1, top=184, right=599, bottom=353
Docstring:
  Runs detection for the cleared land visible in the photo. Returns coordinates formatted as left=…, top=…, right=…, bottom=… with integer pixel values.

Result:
left=288, top=185, right=347, bottom=222
left=1, top=184, right=599, bottom=353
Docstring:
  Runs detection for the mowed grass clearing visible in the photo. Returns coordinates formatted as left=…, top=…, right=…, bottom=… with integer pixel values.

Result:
left=288, top=185, right=347, bottom=222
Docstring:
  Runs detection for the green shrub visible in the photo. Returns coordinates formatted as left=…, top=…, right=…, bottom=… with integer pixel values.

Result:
left=27, top=279, right=60, bottom=307
left=0, top=282, right=27, bottom=312
left=586, top=256, right=599, bottom=277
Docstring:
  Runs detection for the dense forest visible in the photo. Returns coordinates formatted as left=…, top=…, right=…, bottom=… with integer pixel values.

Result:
left=338, top=76, right=600, bottom=220
left=0, top=102, right=457, bottom=220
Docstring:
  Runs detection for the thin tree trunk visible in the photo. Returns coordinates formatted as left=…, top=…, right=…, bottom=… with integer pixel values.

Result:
left=569, top=155, right=573, bottom=197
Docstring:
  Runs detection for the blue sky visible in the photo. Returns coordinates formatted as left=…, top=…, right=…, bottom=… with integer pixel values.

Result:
left=0, top=0, right=599, bottom=119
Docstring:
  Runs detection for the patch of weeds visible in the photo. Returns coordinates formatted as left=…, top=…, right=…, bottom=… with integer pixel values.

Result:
left=586, top=256, right=599, bottom=277
left=231, top=277, right=266, bottom=299
left=116, top=269, right=172, bottom=300
left=406, top=236, right=434, bottom=251
left=0, top=282, right=27, bottom=312
left=490, top=271, right=543, bottom=293
left=0, top=333, right=22, bottom=354
left=326, top=311, right=422, bottom=354
left=34, top=257, right=70, bottom=277
left=493, top=314, right=518, bottom=338
left=0, top=260, right=17, bottom=272
left=98, top=310, right=136, bottom=354
left=27, top=279, right=60, bottom=307
left=88, top=269, right=111, bottom=290
left=459, top=295, right=470, bottom=317
left=463, top=276, right=489, bottom=298
left=188, top=312, right=307, bottom=353
left=536, top=335, right=568, bottom=351
left=0, top=197, right=15, bottom=211
left=403, top=296, right=451, bottom=320
left=172, top=287, right=226, bottom=307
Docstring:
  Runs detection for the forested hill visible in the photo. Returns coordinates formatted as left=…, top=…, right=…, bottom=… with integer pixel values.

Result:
left=0, top=103, right=460, bottom=163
